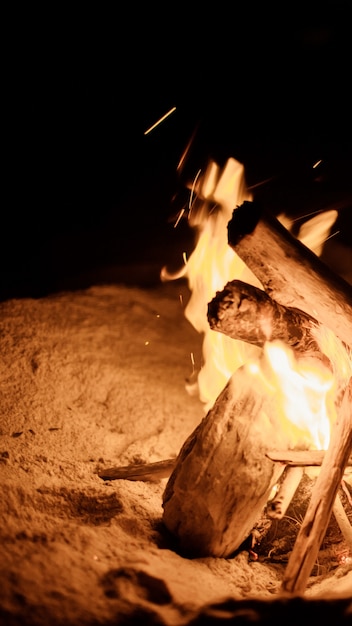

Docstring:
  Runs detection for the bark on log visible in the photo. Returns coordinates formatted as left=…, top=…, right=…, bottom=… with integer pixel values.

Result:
left=227, top=201, right=352, bottom=349
left=207, top=279, right=323, bottom=357
left=162, top=361, right=295, bottom=558
left=281, top=377, right=352, bottom=594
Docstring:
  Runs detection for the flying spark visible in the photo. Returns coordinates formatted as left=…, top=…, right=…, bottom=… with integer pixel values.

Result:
left=294, top=209, right=326, bottom=222
left=324, top=230, right=340, bottom=242
left=313, top=159, right=323, bottom=169
left=144, top=107, right=177, bottom=135
left=174, top=208, right=185, bottom=228
left=188, top=169, right=201, bottom=219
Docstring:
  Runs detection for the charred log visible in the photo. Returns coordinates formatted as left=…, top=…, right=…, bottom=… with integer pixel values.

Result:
left=207, top=279, right=324, bottom=358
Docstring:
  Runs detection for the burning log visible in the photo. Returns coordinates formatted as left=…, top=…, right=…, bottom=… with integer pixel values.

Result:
left=227, top=201, right=352, bottom=350
left=207, top=279, right=325, bottom=358
left=161, top=349, right=352, bottom=559
left=162, top=354, right=300, bottom=558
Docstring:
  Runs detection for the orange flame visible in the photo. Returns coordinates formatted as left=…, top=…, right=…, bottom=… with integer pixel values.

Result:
left=162, top=158, right=263, bottom=407
left=246, top=341, right=336, bottom=450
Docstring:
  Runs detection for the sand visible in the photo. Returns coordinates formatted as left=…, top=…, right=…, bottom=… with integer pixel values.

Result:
left=0, top=279, right=351, bottom=625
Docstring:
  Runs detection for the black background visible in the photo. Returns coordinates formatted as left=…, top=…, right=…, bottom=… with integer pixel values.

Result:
left=4, top=4, right=352, bottom=300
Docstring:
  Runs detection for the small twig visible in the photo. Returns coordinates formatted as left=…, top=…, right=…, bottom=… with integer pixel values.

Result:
left=267, top=467, right=304, bottom=519
left=97, top=458, right=176, bottom=482
left=332, top=490, right=352, bottom=552
left=341, top=479, right=352, bottom=508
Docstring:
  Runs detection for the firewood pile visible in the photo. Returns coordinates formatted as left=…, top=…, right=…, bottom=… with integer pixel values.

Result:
left=162, top=200, right=352, bottom=594
left=98, top=149, right=352, bottom=603
left=102, top=198, right=352, bottom=597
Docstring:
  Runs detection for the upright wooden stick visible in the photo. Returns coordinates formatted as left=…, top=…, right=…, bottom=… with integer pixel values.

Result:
left=281, top=377, right=352, bottom=594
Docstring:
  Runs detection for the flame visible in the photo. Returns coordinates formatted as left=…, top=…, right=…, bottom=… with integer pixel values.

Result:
left=162, top=158, right=263, bottom=407
left=161, top=156, right=351, bottom=450
left=247, top=340, right=336, bottom=450
left=278, top=209, right=338, bottom=257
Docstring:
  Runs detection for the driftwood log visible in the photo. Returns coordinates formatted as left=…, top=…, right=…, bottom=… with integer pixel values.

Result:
left=207, top=279, right=325, bottom=357
left=161, top=202, right=352, bottom=580
left=162, top=359, right=290, bottom=557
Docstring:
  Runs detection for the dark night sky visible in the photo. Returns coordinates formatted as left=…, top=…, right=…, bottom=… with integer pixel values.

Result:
left=4, top=5, right=352, bottom=299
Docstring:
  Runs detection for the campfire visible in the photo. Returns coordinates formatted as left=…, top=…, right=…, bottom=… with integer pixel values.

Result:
left=101, top=156, right=352, bottom=596
left=2, top=145, right=352, bottom=624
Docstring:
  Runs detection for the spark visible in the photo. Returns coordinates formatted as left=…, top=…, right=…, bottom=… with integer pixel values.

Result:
left=177, top=125, right=199, bottom=173
left=188, top=169, right=201, bottom=219
left=174, top=207, right=185, bottom=228
left=144, top=106, right=177, bottom=135
left=313, top=159, right=323, bottom=169
left=179, top=294, right=184, bottom=306
left=145, top=341, right=150, bottom=346
left=182, top=251, right=188, bottom=265
left=323, top=229, right=340, bottom=242
left=247, top=175, right=276, bottom=190
left=289, top=209, right=326, bottom=223
left=190, top=352, right=195, bottom=373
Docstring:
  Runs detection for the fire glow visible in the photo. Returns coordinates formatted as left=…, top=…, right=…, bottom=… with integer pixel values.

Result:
left=162, top=157, right=351, bottom=452
left=246, top=340, right=335, bottom=450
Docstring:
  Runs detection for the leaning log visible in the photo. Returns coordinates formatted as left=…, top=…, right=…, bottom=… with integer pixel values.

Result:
left=227, top=201, right=352, bottom=349
left=162, top=357, right=296, bottom=558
